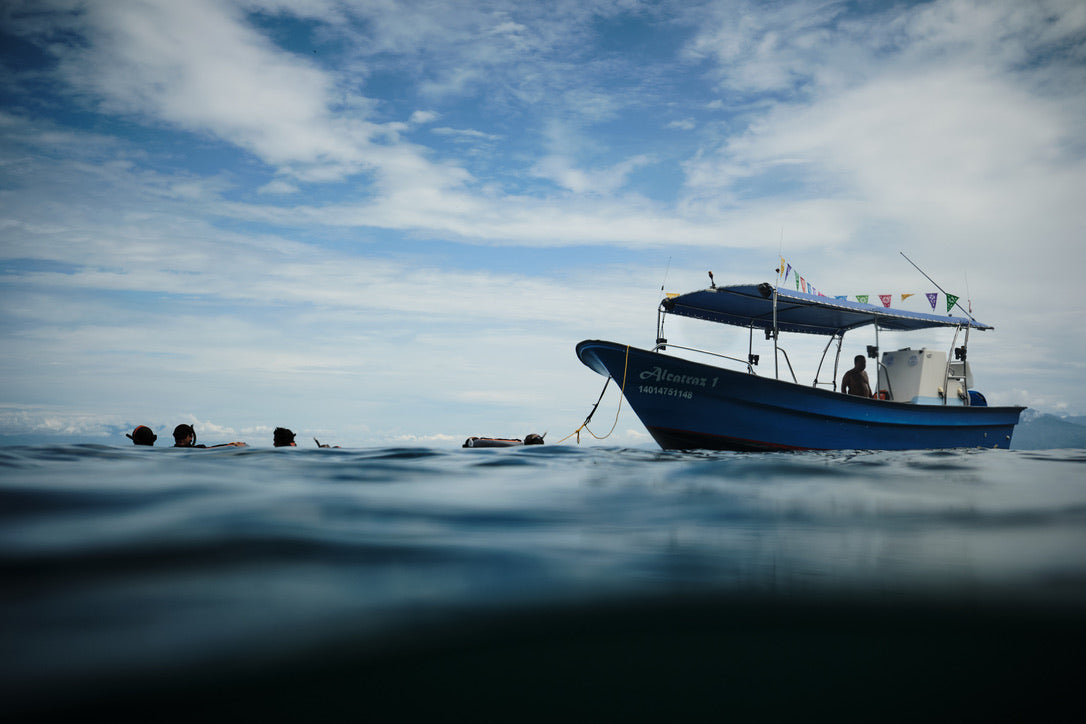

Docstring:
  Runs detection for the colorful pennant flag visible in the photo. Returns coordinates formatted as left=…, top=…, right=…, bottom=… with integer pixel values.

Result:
left=766, top=270, right=958, bottom=314
left=766, top=259, right=966, bottom=315
left=781, top=259, right=828, bottom=297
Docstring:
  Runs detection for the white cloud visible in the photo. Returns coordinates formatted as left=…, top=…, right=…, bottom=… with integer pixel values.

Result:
left=0, top=407, right=120, bottom=437
left=679, top=0, right=1086, bottom=281
left=529, top=153, right=655, bottom=195
left=409, top=110, right=440, bottom=125
left=684, top=0, right=849, bottom=93
left=65, top=2, right=358, bottom=162
left=686, top=0, right=1086, bottom=97
left=258, top=179, right=300, bottom=195
left=432, top=127, right=501, bottom=141
left=18, top=0, right=451, bottom=186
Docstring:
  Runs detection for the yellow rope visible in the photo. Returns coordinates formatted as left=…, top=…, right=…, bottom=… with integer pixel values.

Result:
left=556, top=345, right=630, bottom=444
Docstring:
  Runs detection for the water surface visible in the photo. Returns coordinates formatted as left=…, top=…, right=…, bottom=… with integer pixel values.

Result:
left=3, top=445, right=1084, bottom=717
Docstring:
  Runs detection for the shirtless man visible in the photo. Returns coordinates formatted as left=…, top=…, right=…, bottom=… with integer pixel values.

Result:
left=841, top=355, right=874, bottom=398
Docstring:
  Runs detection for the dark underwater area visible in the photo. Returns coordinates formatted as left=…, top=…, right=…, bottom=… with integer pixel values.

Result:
left=2, top=441, right=1085, bottom=720
left=14, top=593, right=1083, bottom=721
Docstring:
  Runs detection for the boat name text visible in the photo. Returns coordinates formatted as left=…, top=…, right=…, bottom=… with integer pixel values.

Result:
left=639, top=367, right=718, bottom=388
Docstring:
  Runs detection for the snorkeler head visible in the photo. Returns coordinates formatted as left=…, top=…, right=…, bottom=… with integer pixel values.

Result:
left=172, top=424, right=196, bottom=447
left=273, top=427, right=296, bottom=447
left=126, top=425, right=157, bottom=446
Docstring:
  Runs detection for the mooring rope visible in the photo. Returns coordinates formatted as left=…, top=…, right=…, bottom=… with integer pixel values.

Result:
left=556, top=345, right=630, bottom=444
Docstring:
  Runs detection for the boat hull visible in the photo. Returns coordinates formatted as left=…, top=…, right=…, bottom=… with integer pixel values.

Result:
left=576, top=340, right=1024, bottom=451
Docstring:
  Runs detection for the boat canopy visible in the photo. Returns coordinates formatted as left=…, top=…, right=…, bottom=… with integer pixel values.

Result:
left=660, top=283, right=992, bottom=335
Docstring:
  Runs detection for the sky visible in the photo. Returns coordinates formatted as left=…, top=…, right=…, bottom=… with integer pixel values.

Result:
left=1, top=0, right=1084, bottom=448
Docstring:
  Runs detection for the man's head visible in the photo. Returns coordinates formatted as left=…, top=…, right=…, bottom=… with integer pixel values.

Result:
left=127, top=425, right=157, bottom=446
left=173, top=423, right=196, bottom=446
left=273, top=427, right=296, bottom=447
left=853, top=355, right=866, bottom=370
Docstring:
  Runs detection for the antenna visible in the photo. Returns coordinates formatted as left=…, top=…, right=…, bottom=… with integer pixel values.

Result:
left=899, top=252, right=976, bottom=320
left=660, top=256, right=672, bottom=291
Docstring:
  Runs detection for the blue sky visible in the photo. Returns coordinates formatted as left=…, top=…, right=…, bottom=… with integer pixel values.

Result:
left=1, top=0, right=1084, bottom=447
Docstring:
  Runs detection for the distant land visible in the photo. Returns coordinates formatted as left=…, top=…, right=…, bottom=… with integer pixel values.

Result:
left=1008, top=410, right=1086, bottom=451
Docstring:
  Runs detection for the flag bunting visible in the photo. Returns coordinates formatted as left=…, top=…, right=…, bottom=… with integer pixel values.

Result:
left=776, top=257, right=961, bottom=313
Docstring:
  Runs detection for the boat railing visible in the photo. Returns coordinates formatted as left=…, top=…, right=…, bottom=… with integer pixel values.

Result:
left=776, top=347, right=799, bottom=384
left=652, top=343, right=757, bottom=374
left=942, top=327, right=969, bottom=406
left=650, top=341, right=800, bottom=382
left=813, top=333, right=843, bottom=391
left=875, top=362, right=896, bottom=401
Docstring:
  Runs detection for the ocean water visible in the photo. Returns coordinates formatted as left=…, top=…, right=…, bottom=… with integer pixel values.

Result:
left=2, top=444, right=1085, bottom=719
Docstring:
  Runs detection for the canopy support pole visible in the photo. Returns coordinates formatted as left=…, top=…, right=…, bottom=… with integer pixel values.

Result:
left=814, top=332, right=843, bottom=389
left=874, top=320, right=881, bottom=394
left=772, top=287, right=779, bottom=380
left=832, top=333, right=844, bottom=392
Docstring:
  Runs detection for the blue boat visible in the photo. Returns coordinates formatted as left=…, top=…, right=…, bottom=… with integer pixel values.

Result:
left=576, top=282, right=1025, bottom=451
